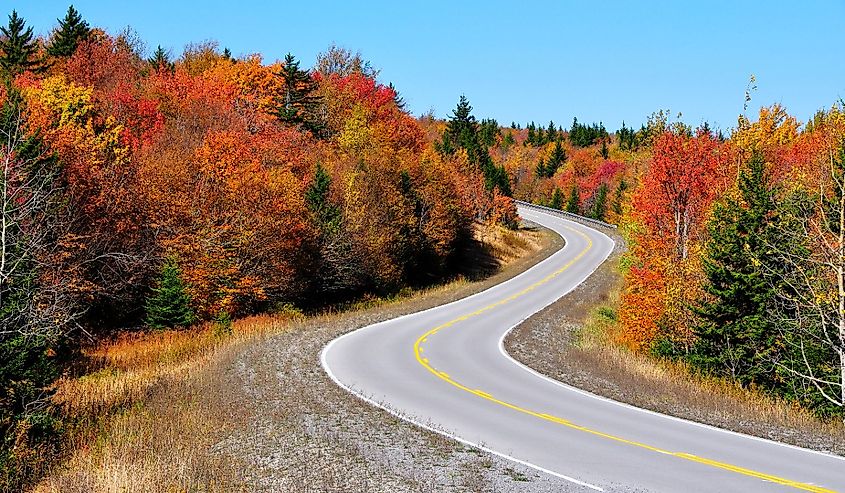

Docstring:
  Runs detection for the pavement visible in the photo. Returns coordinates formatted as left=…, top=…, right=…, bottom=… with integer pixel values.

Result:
left=321, top=205, right=845, bottom=492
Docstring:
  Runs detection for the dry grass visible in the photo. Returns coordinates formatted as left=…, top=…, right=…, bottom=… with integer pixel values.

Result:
left=573, top=284, right=845, bottom=447
left=31, top=223, right=548, bottom=493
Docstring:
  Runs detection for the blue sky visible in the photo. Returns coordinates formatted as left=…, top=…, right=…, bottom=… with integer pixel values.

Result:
left=7, top=0, right=845, bottom=131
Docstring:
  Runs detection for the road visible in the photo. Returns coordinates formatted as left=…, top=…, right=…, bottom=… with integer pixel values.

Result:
left=321, top=205, right=845, bottom=492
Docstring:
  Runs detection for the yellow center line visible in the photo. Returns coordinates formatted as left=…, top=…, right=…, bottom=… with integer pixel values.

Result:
left=413, top=223, right=834, bottom=493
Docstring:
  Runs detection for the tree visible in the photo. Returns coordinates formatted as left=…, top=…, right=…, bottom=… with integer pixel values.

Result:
left=565, top=185, right=580, bottom=213
left=1, top=90, right=69, bottom=479
left=764, top=143, right=845, bottom=419
left=600, top=140, right=609, bottom=159
left=0, top=10, right=40, bottom=77
left=590, top=183, right=608, bottom=220
left=306, top=162, right=341, bottom=234
left=545, top=138, right=567, bottom=177
left=47, top=5, right=90, bottom=58
left=273, top=53, right=323, bottom=135
left=534, top=158, right=546, bottom=179
left=691, top=154, right=779, bottom=385
left=549, top=187, right=563, bottom=209
left=145, top=257, right=196, bottom=329
left=147, top=44, right=173, bottom=72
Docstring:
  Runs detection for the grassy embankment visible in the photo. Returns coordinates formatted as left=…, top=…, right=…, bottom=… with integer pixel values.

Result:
left=31, top=223, right=545, bottom=492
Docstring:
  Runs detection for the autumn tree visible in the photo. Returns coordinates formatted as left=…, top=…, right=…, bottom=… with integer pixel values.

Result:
left=765, top=143, right=845, bottom=419
left=47, top=5, right=90, bottom=58
left=0, top=11, right=40, bottom=77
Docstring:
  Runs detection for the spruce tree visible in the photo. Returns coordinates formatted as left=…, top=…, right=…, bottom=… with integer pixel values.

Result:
left=600, top=140, right=609, bottom=159
left=145, top=257, right=196, bottom=329
left=147, top=45, right=173, bottom=72
left=545, top=138, right=566, bottom=177
left=565, top=185, right=580, bottom=213
left=47, top=5, right=89, bottom=58
left=691, top=153, right=778, bottom=385
left=534, top=158, right=546, bottom=179
left=591, top=183, right=608, bottom=220
left=0, top=10, right=40, bottom=77
left=305, top=162, right=341, bottom=234
left=549, top=187, right=563, bottom=209
left=274, top=53, right=323, bottom=135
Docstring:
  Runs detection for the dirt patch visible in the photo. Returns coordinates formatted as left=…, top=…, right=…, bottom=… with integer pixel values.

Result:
left=505, top=229, right=845, bottom=457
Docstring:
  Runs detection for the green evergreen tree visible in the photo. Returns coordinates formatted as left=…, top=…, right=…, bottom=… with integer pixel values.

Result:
left=145, top=257, right=196, bottom=330
left=612, top=179, right=628, bottom=216
left=441, top=95, right=511, bottom=195
left=549, top=187, right=564, bottom=210
left=691, top=153, right=778, bottom=385
left=47, top=5, right=89, bottom=58
left=547, top=120, right=556, bottom=139
left=305, top=162, right=341, bottom=234
left=526, top=123, right=536, bottom=146
left=0, top=10, right=40, bottom=77
left=274, top=53, right=323, bottom=136
left=591, top=183, right=609, bottom=220
left=147, top=45, right=173, bottom=72
left=534, top=158, right=546, bottom=179
left=565, top=185, right=580, bottom=213
left=545, top=138, right=566, bottom=177
left=600, top=140, right=609, bottom=159
left=222, top=47, right=232, bottom=60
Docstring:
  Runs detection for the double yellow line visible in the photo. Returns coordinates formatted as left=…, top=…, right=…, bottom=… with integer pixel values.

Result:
left=413, top=222, right=835, bottom=493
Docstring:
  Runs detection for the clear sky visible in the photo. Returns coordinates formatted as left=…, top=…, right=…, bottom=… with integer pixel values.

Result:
left=7, top=0, right=845, bottom=131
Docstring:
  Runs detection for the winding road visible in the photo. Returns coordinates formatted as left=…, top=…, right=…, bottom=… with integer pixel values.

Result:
left=321, top=205, right=845, bottom=492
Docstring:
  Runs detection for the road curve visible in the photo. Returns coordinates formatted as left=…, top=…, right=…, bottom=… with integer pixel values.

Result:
left=321, top=206, right=845, bottom=492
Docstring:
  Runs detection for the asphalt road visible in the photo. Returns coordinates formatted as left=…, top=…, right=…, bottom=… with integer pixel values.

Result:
left=321, top=205, right=845, bottom=492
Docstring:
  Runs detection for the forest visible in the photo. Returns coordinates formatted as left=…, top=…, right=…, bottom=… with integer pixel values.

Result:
left=0, top=6, right=518, bottom=486
left=2, top=4, right=844, bottom=490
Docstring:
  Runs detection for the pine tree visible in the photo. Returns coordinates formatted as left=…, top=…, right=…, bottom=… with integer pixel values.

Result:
left=691, top=153, right=778, bottom=385
left=145, top=257, right=196, bottom=329
left=534, top=158, right=546, bottom=179
left=547, top=120, right=556, bottom=140
left=222, top=47, right=232, bottom=60
left=545, top=138, right=566, bottom=177
left=565, top=185, right=580, bottom=213
left=549, top=187, right=563, bottom=209
left=526, top=123, right=535, bottom=146
left=274, top=53, right=323, bottom=135
left=612, top=179, right=628, bottom=216
left=591, top=183, right=608, bottom=220
left=600, top=140, right=609, bottom=159
left=305, top=162, right=341, bottom=234
left=147, top=45, right=173, bottom=72
left=47, top=5, right=89, bottom=58
left=0, top=10, right=40, bottom=77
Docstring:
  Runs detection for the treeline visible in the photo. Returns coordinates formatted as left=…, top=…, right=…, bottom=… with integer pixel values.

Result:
left=498, top=100, right=845, bottom=421
left=0, top=7, right=517, bottom=488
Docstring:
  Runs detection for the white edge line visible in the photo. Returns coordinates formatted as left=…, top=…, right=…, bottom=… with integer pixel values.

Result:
left=319, top=206, right=842, bottom=493
left=509, top=210, right=845, bottom=463
left=320, top=337, right=604, bottom=491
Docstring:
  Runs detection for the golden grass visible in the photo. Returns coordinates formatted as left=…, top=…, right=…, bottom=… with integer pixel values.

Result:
left=32, top=223, right=546, bottom=493
left=576, top=289, right=845, bottom=440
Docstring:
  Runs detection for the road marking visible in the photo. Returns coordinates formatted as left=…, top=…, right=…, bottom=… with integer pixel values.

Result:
left=413, top=222, right=835, bottom=493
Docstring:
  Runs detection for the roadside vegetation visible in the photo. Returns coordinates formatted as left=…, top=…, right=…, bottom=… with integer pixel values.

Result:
left=491, top=103, right=845, bottom=425
left=3, top=2, right=845, bottom=492
left=0, top=6, right=520, bottom=491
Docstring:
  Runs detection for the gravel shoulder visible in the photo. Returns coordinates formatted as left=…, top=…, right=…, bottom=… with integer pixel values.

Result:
left=504, top=227, right=845, bottom=458
left=205, top=224, right=594, bottom=492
